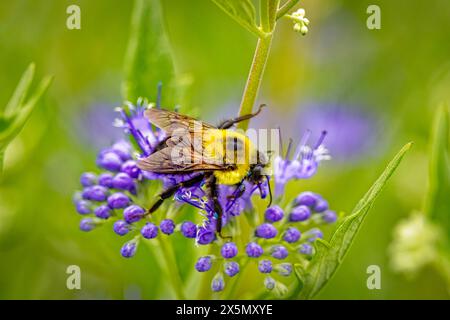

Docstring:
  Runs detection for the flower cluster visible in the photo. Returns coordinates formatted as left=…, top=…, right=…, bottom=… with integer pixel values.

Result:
left=193, top=192, right=336, bottom=293
left=389, top=213, right=442, bottom=275
left=288, top=8, right=310, bottom=35
left=73, top=97, right=337, bottom=295
left=73, top=100, right=207, bottom=257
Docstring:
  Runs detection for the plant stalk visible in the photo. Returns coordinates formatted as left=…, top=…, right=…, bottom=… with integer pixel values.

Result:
left=276, top=0, right=300, bottom=19
left=156, top=238, right=187, bottom=299
left=237, top=0, right=280, bottom=130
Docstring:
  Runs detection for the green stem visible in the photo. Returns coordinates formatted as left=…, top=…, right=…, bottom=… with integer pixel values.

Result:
left=223, top=258, right=251, bottom=299
left=195, top=245, right=217, bottom=299
left=276, top=0, right=300, bottom=19
left=237, top=0, right=280, bottom=131
left=156, top=238, right=186, bottom=299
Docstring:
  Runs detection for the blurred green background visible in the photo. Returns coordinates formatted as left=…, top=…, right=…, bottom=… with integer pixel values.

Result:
left=0, top=0, right=449, bottom=299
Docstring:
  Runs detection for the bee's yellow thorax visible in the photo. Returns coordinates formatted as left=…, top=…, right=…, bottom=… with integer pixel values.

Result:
left=203, top=129, right=255, bottom=185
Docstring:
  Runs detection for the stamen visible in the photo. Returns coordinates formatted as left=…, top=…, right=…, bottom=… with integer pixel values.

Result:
left=278, top=126, right=283, bottom=153
left=285, top=138, right=293, bottom=159
left=314, top=130, right=327, bottom=149
left=294, top=130, right=311, bottom=160
left=119, top=108, right=153, bottom=156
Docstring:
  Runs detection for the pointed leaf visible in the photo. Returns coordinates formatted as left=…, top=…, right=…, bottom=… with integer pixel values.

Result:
left=297, top=142, right=412, bottom=299
left=122, top=0, right=176, bottom=106
left=4, top=63, right=35, bottom=117
left=424, top=105, right=450, bottom=236
left=211, top=0, right=264, bottom=37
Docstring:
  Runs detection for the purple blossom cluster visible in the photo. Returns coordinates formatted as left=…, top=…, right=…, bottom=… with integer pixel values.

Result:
left=73, top=97, right=338, bottom=293
left=73, top=100, right=208, bottom=257
left=193, top=194, right=336, bottom=292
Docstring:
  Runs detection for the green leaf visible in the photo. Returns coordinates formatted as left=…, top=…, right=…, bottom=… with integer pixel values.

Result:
left=211, top=0, right=265, bottom=37
left=296, top=142, right=412, bottom=299
left=4, top=63, right=35, bottom=118
left=0, top=64, right=53, bottom=173
left=122, top=0, right=176, bottom=106
left=424, top=105, right=450, bottom=236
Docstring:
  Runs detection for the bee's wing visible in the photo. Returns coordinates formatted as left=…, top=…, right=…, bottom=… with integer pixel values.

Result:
left=140, top=109, right=234, bottom=173
left=137, top=145, right=229, bottom=173
left=145, top=108, right=216, bottom=136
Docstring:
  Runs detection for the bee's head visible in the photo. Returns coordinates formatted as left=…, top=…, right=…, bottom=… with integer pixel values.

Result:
left=249, top=151, right=273, bottom=207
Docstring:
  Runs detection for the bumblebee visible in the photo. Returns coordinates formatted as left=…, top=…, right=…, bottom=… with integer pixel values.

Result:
left=137, top=104, right=271, bottom=235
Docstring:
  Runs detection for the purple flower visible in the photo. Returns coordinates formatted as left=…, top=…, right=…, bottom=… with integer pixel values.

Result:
left=294, top=192, right=320, bottom=207
left=258, top=260, right=273, bottom=273
left=211, top=273, right=225, bottom=292
left=79, top=218, right=96, bottom=232
left=76, top=200, right=91, bottom=215
left=180, top=221, right=197, bottom=238
left=97, top=149, right=123, bottom=172
left=314, top=198, right=329, bottom=212
left=289, top=205, right=311, bottom=222
left=271, top=245, right=288, bottom=260
left=246, top=242, right=264, bottom=258
left=264, top=276, right=276, bottom=290
left=82, top=185, right=108, bottom=202
left=255, top=223, right=278, bottom=239
left=116, top=101, right=165, bottom=156
left=283, top=227, right=301, bottom=243
left=300, top=243, right=313, bottom=255
left=121, top=241, right=137, bottom=258
left=113, top=220, right=130, bottom=236
left=265, top=206, right=284, bottom=222
left=141, top=222, right=158, bottom=239
left=305, top=228, right=323, bottom=242
left=123, top=205, right=145, bottom=224
left=72, top=95, right=341, bottom=288
left=274, top=130, right=330, bottom=196
left=94, top=205, right=111, bottom=219
left=196, top=223, right=216, bottom=245
left=80, top=172, right=97, bottom=187
left=111, top=140, right=132, bottom=161
left=160, top=219, right=175, bottom=235
left=323, top=210, right=337, bottom=223
left=121, top=160, right=141, bottom=179
left=107, top=192, right=130, bottom=209
left=224, top=262, right=239, bottom=277
left=98, top=173, right=114, bottom=188
left=221, top=242, right=238, bottom=259
left=195, top=256, right=212, bottom=272
left=112, top=172, right=135, bottom=191
left=277, top=263, right=293, bottom=276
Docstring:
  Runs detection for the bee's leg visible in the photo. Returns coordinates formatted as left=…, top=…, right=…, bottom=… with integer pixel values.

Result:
left=205, top=174, right=232, bottom=241
left=147, top=173, right=205, bottom=214
left=226, top=180, right=246, bottom=200
left=218, top=104, right=266, bottom=129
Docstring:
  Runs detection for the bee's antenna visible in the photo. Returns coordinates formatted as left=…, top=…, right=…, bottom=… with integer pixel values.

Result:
left=266, top=175, right=272, bottom=208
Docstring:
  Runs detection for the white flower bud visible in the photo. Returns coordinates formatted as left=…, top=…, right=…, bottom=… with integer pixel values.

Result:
left=300, top=25, right=308, bottom=35
left=294, top=8, right=305, bottom=18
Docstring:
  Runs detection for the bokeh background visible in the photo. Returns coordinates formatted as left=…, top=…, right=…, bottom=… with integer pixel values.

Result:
left=0, top=0, right=449, bottom=299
